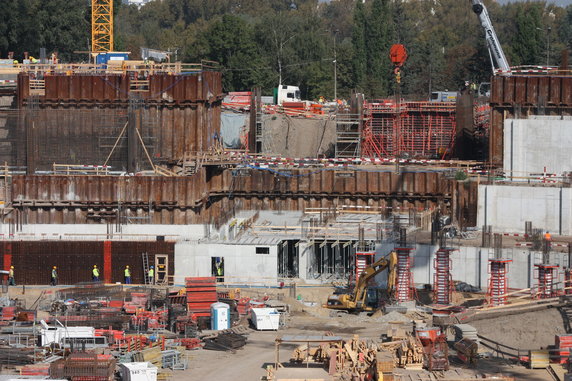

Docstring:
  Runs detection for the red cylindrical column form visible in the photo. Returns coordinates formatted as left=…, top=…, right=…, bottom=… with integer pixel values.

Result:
left=433, top=248, right=454, bottom=305
left=487, top=259, right=512, bottom=306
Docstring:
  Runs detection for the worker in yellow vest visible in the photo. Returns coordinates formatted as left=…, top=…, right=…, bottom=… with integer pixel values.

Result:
left=148, top=266, right=154, bottom=285
left=51, top=266, right=58, bottom=286
left=92, top=265, right=100, bottom=282
left=8, top=266, right=15, bottom=286
left=124, top=265, right=131, bottom=284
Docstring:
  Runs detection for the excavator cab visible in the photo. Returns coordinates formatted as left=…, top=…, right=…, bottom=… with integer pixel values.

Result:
left=324, top=251, right=397, bottom=313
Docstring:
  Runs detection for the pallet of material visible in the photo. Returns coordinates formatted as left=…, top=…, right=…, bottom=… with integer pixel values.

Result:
left=203, top=332, right=247, bottom=352
left=185, top=277, right=217, bottom=318
left=132, top=346, right=163, bottom=368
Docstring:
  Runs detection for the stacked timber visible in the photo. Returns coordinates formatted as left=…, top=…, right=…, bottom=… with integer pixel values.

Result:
left=452, top=324, right=478, bottom=343
left=132, top=346, right=163, bottom=368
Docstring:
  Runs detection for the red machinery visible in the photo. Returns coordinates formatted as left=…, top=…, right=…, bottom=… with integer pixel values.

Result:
left=416, top=327, right=450, bottom=371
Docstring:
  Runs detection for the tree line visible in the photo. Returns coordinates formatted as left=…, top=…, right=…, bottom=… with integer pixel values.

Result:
left=1, top=0, right=571, bottom=100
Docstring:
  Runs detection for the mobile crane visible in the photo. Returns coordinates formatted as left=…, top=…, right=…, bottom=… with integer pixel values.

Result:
left=470, top=0, right=510, bottom=73
left=324, top=251, right=397, bottom=313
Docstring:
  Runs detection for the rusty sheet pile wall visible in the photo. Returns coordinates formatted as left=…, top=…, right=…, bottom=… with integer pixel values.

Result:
left=0, top=240, right=174, bottom=285
left=8, top=170, right=477, bottom=226
left=6, top=71, right=223, bottom=171
left=489, top=75, right=572, bottom=165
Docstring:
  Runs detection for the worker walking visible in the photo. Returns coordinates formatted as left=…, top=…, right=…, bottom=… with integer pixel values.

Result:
left=8, top=266, right=15, bottom=286
left=148, top=266, right=154, bottom=285
left=92, top=265, right=100, bottom=282
left=51, top=266, right=58, bottom=286
left=124, top=265, right=131, bottom=284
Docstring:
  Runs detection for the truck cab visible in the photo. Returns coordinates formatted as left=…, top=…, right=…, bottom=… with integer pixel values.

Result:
left=274, top=85, right=301, bottom=105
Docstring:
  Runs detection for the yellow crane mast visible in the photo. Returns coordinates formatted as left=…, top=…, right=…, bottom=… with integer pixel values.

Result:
left=91, top=0, right=113, bottom=53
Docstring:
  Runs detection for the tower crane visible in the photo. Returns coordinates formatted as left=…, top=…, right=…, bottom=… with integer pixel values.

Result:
left=91, top=0, right=114, bottom=53
left=470, top=0, right=510, bottom=74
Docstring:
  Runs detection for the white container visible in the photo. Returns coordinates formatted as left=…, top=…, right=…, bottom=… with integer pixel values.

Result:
left=119, top=362, right=158, bottom=381
left=210, top=302, right=230, bottom=330
left=250, top=308, right=280, bottom=331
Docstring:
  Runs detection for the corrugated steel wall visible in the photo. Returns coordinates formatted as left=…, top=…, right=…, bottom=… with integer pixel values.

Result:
left=8, top=170, right=478, bottom=226
left=489, top=75, right=572, bottom=165
left=0, top=241, right=174, bottom=285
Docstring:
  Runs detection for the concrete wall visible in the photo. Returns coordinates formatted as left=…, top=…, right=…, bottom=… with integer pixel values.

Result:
left=504, top=117, right=572, bottom=177
left=477, top=184, right=572, bottom=235
left=376, top=243, right=568, bottom=291
left=174, top=241, right=278, bottom=285
left=0, top=224, right=208, bottom=240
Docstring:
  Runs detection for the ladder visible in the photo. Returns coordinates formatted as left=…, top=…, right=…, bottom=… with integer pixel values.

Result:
left=142, top=252, right=149, bottom=285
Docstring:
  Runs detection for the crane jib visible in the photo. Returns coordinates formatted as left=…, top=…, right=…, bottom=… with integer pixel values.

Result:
left=486, top=30, right=503, bottom=60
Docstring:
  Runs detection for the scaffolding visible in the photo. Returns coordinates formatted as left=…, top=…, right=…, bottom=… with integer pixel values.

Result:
left=566, top=268, right=572, bottom=295
left=362, top=101, right=456, bottom=158
left=487, top=259, right=512, bottom=306
left=394, top=248, right=414, bottom=303
left=433, top=248, right=454, bottom=305
left=535, top=264, right=559, bottom=299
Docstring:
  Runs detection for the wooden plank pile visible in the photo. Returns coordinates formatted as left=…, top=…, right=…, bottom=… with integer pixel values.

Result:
left=132, top=346, right=163, bottom=368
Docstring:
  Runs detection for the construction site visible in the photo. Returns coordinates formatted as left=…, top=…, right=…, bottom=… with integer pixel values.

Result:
left=1, top=0, right=572, bottom=380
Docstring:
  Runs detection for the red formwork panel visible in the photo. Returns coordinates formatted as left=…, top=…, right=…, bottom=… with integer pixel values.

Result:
left=185, top=277, right=217, bottom=318
left=362, top=101, right=456, bottom=159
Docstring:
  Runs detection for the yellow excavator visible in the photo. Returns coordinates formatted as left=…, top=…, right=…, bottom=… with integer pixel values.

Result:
left=324, top=251, right=398, bottom=313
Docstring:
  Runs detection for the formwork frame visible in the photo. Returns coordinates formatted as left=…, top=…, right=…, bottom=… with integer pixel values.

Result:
left=362, top=101, right=456, bottom=159
left=535, top=264, right=559, bottom=299
left=433, top=248, right=454, bottom=305
left=394, top=247, right=414, bottom=303
left=487, top=259, right=512, bottom=306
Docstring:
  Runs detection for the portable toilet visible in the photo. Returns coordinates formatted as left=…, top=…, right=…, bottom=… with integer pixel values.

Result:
left=211, top=302, right=230, bottom=330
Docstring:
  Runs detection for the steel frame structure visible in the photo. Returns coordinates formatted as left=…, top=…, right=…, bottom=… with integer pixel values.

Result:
left=362, top=101, right=456, bottom=159
left=92, top=0, right=114, bottom=53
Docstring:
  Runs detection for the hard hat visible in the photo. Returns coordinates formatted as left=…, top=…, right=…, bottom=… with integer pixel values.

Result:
left=94, top=265, right=97, bottom=267
left=10, top=266, right=14, bottom=269
left=126, top=265, right=130, bottom=268
left=53, top=266, right=57, bottom=269
left=150, top=266, right=154, bottom=269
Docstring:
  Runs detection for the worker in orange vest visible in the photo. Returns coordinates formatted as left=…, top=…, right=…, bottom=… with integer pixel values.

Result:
left=545, top=231, right=552, bottom=252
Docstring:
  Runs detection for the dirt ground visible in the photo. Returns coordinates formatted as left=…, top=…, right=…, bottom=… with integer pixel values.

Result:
left=472, top=307, right=567, bottom=350
left=1, top=285, right=563, bottom=381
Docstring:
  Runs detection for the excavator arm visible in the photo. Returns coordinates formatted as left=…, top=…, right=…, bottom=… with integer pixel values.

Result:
left=353, top=251, right=397, bottom=309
